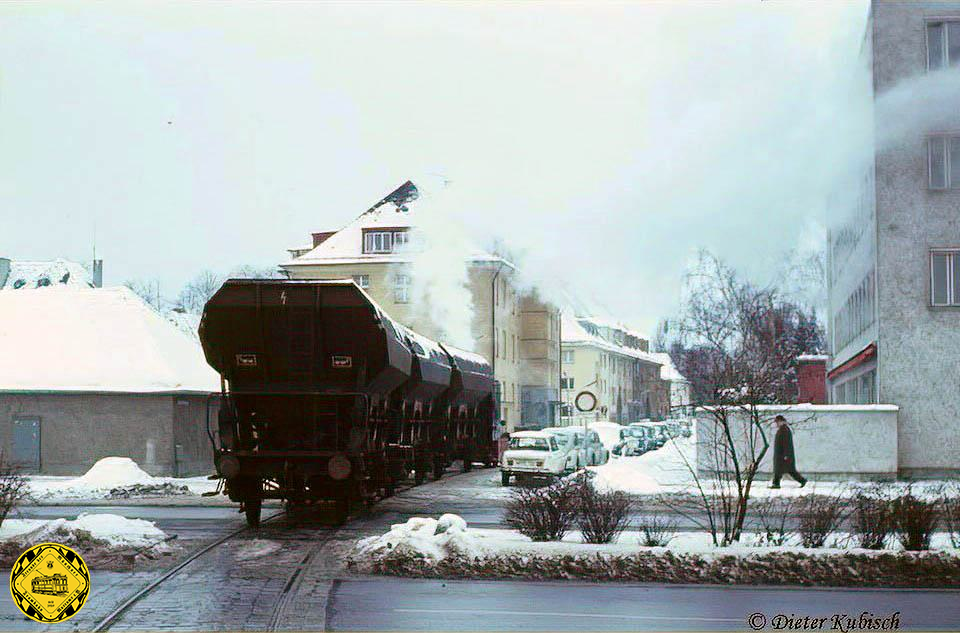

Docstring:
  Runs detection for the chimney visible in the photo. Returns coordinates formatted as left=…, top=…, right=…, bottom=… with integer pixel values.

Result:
left=92, top=259, right=103, bottom=288
left=0, top=258, right=9, bottom=289
left=796, top=355, right=828, bottom=404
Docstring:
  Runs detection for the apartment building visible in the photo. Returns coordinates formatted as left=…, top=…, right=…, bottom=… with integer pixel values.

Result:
left=559, top=315, right=666, bottom=424
left=826, top=1, right=960, bottom=475
left=279, top=181, right=560, bottom=431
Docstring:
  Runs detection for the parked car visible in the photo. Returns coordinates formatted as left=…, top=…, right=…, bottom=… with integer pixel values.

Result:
left=541, top=427, right=586, bottom=474
left=584, top=429, right=609, bottom=465
left=500, top=431, right=568, bottom=485
left=629, top=422, right=669, bottom=450
left=613, top=426, right=650, bottom=457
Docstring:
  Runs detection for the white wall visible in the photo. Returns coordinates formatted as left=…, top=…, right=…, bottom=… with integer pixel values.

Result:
left=695, top=405, right=899, bottom=478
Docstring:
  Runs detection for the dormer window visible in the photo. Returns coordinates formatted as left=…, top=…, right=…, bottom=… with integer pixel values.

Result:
left=363, top=228, right=409, bottom=254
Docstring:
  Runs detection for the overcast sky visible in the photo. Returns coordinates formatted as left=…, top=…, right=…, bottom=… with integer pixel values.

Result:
left=0, top=1, right=869, bottom=332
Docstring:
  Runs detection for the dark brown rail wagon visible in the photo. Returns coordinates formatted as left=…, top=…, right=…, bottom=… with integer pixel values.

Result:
left=199, top=279, right=496, bottom=526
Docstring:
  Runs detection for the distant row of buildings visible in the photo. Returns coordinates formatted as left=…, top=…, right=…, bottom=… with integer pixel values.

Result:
left=278, top=180, right=689, bottom=432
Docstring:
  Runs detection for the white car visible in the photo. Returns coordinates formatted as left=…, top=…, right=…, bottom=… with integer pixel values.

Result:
left=583, top=429, right=609, bottom=466
left=542, top=427, right=609, bottom=468
left=500, top=431, right=568, bottom=485
left=542, top=427, right=588, bottom=473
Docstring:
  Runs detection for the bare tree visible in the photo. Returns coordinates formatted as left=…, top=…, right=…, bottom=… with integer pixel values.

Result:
left=177, top=270, right=224, bottom=315
left=229, top=265, right=283, bottom=279
left=659, top=251, right=819, bottom=545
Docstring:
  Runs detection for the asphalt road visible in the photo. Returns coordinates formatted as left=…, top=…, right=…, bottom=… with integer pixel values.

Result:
left=326, top=578, right=960, bottom=631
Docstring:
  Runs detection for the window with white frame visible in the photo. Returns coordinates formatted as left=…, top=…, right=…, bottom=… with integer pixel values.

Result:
left=393, top=273, right=411, bottom=303
left=927, top=136, right=960, bottom=189
left=927, top=21, right=960, bottom=70
left=561, top=349, right=574, bottom=363
left=931, top=249, right=960, bottom=306
left=561, top=376, right=574, bottom=390
left=352, top=274, right=370, bottom=289
left=363, top=229, right=409, bottom=254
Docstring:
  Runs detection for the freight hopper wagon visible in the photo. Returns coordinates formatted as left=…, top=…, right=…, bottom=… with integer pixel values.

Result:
left=199, top=279, right=496, bottom=526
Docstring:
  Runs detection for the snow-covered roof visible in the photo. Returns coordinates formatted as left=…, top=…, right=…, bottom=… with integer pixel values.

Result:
left=561, top=313, right=662, bottom=365
left=280, top=180, right=508, bottom=268
left=1, top=259, right=92, bottom=290
left=0, top=287, right=220, bottom=393
left=649, top=352, right=688, bottom=383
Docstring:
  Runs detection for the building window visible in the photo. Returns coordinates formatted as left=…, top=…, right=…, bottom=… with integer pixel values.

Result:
left=927, top=136, right=960, bottom=189
left=927, top=21, right=960, bottom=70
left=363, top=229, right=409, bottom=254
left=562, top=349, right=574, bottom=363
left=561, top=376, right=574, bottom=390
left=393, top=273, right=411, bottom=303
left=931, top=250, right=960, bottom=306
left=352, top=274, right=370, bottom=289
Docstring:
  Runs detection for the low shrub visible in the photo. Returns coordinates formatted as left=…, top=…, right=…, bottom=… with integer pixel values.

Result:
left=504, top=478, right=579, bottom=542
left=576, top=480, right=632, bottom=544
left=797, top=492, right=847, bottom=548
left=853, top=488, right=894, bottom=550
left=0, top=453, right=27, bottom=528
left=892, top=489, right=939, bottom=551
left=639, top=515, right=678, bottom=547
left=752, top=498, right=795, bottom=547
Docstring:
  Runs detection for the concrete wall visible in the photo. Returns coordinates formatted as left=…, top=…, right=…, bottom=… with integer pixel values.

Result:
left=872, top=1, right=960, bottom=474
left=0, top=392, right=214, bottom=476
left=695, top=405, right=899, bottom=479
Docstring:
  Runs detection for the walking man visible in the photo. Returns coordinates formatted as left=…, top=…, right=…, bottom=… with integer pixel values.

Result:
left=771, top=415, right=807, bottom=488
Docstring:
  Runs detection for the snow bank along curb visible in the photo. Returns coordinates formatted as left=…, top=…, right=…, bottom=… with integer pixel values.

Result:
left=1, top=513, right=172, bottom=551
left=349, top=515, right=960, bottom=587
left=356, top=548, right=960, bottom=587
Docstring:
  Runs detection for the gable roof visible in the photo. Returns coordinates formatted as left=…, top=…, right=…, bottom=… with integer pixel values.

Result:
left=561, top=313, right=662, bottom=366
left=0, top=287, right=220, bottom=393
left=280, top=180, right=508, bottom=268
left=1, top=259, right=92, bottom=290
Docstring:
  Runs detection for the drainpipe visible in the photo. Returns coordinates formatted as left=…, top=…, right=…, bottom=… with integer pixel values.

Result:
left=557, top=309, right=562, bottom=426
left=491, top=261, right=505, bottom=422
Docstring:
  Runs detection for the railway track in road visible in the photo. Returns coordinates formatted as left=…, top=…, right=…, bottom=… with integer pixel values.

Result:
left=91, top=510, right=346, bottom=632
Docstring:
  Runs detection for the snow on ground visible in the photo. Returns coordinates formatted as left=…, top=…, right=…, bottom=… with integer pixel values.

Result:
left=588, top=434, right=696, bottom=494
left=0, top=513, right=170, bottom=549
left=27, top=457, right=217, bottom=501
left=353, top=514, right=960, bottom=563
left=355, top=514, right=482, bottom=561
left=585, top=432, right=956, bottom=500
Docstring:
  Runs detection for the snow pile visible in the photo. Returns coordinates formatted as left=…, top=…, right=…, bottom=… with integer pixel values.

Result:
left=28, top=457, right=216, bottom=501
left=72, top=457, right=158, bottom=488
left=588, top=434, right=696, bottom=495
left=354, top=514, right=481, bottom=561
left=10, top=513, right=169, bottom=549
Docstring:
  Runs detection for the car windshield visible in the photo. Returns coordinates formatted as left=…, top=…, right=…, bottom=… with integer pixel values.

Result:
left=510, top=437, right=551, bottom=451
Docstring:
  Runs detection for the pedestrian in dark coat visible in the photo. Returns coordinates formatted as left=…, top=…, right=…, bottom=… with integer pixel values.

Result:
left=770, top=415, right=807, bottom=488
